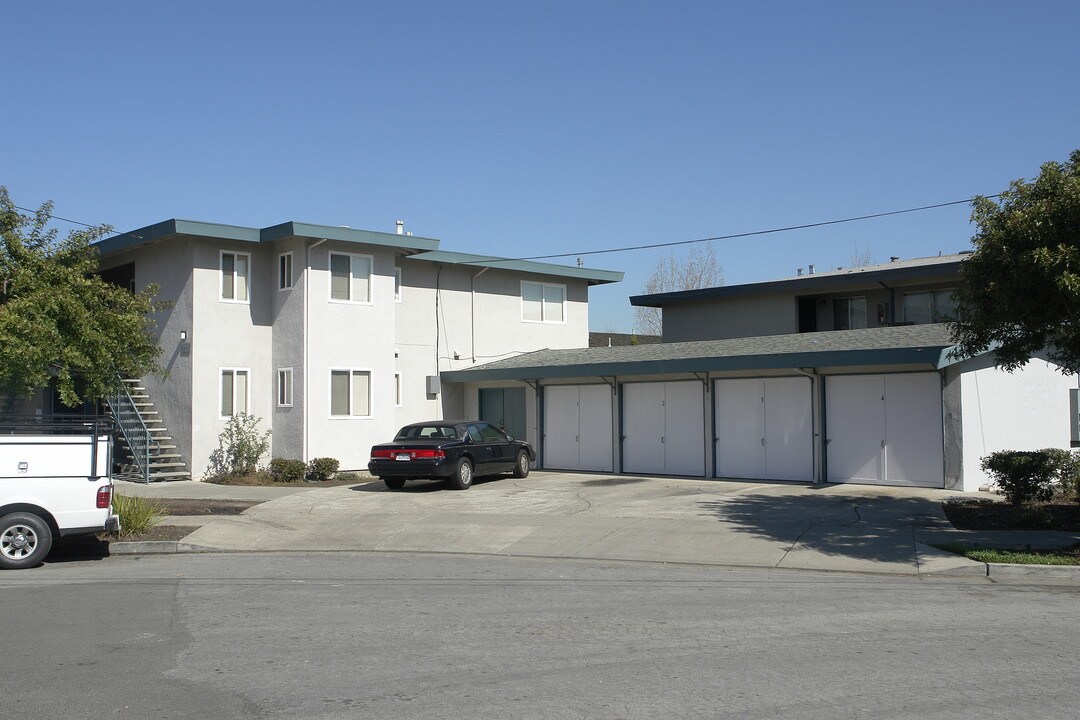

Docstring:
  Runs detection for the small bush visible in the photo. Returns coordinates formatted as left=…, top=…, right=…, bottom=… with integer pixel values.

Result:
left=307, top=457, right=340, bottom=481
left=334, top=471, right=362, bottom=483
left=111, top=493, right=166, bottom=537
left=980, top=450, right=1057, bottom=505
left=268, top=458, right=306, bottom=483
left=206, top=413, right=271, bottom=477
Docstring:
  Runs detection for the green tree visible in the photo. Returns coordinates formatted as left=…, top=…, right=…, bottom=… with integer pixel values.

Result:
left=0, top=188, right=164, bottom=405
left=949, top=150, right=1080, bottom=373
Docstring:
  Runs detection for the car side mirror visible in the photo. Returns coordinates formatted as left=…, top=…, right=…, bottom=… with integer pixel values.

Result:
left=506, top=435, right=515, bottom=442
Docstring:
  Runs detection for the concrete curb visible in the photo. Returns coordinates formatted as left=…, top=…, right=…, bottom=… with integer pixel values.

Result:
left=986, top=562, right=1080, bottom=579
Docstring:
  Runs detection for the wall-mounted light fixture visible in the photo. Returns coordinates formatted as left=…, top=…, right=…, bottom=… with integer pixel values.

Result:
left=180, top=331, right=188, bottom=341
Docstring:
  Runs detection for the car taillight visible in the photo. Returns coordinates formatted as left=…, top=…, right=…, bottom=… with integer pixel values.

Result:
left=371, top=449, right=396, bottom=460
left=410, top=449, right=445, bottom=459
left=97, top=485, right=112, bottom=509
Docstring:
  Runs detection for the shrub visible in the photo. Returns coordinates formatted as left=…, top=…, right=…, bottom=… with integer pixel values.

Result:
left=980, top=450, right=1057, bottom=505
left=1044, top=447, right=1080, bottom=503
left=268, top=458, right=306, bottom=483
left=206, top=413, right=271, bottom=477
left=111, top=493, right=166, bottom=537
left=307, top=457, right=340, bottom=481
left=334, top=471, right=362, bottom=483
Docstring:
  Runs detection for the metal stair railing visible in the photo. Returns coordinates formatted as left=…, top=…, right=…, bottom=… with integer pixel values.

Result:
left=104, top=376, right=156, bottom=484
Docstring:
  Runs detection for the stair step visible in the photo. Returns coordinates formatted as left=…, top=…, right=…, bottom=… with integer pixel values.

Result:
left=148, top=471, right=192, bottom=479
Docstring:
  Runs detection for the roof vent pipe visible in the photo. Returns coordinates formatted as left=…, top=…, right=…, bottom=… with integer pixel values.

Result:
left=396, top=220, right=405, bottom=235
left=890, top=256, right=900, bottom=262
left=796, top=268, right=803, bottom=276
left=808, top=264, right=815, bottom=274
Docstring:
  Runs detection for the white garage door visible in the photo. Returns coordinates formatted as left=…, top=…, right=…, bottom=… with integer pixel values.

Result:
left=825, top=373, right=943, bottom=488
left=714, top=377, right=813, bottom=482
left=543, top=385, right=613, bottom=472
left=622, top=381, right=705, bottom=476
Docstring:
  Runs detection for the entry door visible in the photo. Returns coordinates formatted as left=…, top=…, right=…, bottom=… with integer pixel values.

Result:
left=479, top=387, right=526, bottom=441
left=714, top=377, right=812, bottom=481
left=542, top=385, right=613, bottom=472
left=622, top=381, right=705, bottom=476
left=825, top=373, right=943, bottom=487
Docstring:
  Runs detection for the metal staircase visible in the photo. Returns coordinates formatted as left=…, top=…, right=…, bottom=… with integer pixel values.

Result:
left=105, top=378, right=190, bottom=483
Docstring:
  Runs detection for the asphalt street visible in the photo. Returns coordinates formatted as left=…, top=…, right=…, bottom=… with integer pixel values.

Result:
left=4, top=552, right=1079, bottom=720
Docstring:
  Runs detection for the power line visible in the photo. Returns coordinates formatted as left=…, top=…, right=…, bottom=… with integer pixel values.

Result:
left=511, top=195, right=1000, bottom=262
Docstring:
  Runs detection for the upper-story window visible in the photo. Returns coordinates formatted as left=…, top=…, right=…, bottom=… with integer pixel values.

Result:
left=278, top=252, right=293, bottom=290
left=522, top=281, right=565, bottom=323
left=902, top=289, right=958, bottom=324
left=221, top=251, right=250, bottom=302
left=833, top=296, right=867, bottom=330
left=329, top=252, right=372, bottom=303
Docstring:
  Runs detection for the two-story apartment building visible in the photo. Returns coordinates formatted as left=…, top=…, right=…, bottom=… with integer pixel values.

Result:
left=93, top=219, right=622, bottom=478
left=443, top=253, right=1079, bottom=491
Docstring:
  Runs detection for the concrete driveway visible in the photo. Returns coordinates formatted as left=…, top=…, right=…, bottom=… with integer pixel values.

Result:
left=124, top=472, right=1019, bottom=576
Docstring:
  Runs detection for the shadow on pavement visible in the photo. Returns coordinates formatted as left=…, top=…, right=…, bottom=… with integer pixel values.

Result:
left=576, top=476, right=652, bottom=487
left=699, top=490, right=953, bottom=563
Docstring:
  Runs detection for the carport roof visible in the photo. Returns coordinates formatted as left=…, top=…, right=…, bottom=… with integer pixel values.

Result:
left=442, top=324, right=961, bottom=382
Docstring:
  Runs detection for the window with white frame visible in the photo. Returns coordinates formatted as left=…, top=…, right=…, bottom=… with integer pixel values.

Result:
left=902, top=288, right=958, bottom=325
left=394, top=267, right=402, bottom=302
left=394, top=371, right=402, bottom=406
left=330, top=369, right=371, bottom=417
left=521, top=281, right=565, bottom=323
left=277, top=368, right=293, bottom=407
left=329, top=252, right=372, bottom=302
left=278, top=252, right=293, bottom=290
left=833, top=296, right=867, bottom=330
left=220, top=368, right=250, bottom=417
left=221, top=251, right=250, bottom=302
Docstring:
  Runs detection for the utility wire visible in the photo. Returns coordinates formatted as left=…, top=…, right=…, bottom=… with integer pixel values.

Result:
left=12, top=193, right=1000, bottom=262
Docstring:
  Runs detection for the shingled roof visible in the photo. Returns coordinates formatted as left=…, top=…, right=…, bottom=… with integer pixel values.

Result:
left=443, top=324, right=959, bottom=382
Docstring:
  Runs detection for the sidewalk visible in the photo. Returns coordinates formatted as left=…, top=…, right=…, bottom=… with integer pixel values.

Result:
left=112, top=474, right=1080, bottom=579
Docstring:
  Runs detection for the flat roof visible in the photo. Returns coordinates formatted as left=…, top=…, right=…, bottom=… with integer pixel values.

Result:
left=442, top=324, right=959, bottom=382
left=95, top=219, right=439, bottom=256
left=630, top=253, right=969, bottom=307
left=406, top=250, right=624, bottom=285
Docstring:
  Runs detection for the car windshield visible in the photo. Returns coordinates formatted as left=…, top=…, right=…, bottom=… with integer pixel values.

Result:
left=395, top=425, right=459, bottom=440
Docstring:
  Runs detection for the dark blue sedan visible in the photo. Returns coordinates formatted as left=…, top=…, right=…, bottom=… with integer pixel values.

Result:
left=368, top=421, right=535, bottom=490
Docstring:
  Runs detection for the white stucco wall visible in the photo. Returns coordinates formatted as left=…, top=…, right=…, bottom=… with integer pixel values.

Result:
left=959, top=356, right=1079, bottom=491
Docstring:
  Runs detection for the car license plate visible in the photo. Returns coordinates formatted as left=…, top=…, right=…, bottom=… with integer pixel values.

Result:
left=395, top=453, right=411, bottom=461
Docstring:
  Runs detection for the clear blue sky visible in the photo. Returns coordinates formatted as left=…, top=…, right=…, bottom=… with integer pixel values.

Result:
left=5, top=1, right=1078, bottom=332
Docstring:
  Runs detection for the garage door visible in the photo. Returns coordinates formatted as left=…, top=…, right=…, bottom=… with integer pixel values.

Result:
left=714, top=377, right=813, bottom=482
left=622, top=381, right=705, bottom=476
left=543, top=385, right=613, bottom=472
left=825, top=373, right=943, bottom=488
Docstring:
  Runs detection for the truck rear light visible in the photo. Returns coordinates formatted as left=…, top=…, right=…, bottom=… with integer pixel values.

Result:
left=96, top=485, right=112, bottom=509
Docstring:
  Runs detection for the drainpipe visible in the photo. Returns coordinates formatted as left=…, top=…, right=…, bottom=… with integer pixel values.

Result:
left=793, top=367, right=822, bottom=484
left=470, top=268, right=490, bottom=363
left=303, top=238, right=329, bottom=463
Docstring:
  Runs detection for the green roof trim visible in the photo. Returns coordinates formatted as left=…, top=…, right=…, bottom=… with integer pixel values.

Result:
left=96, top=218, right=440, bottom=256
left=442, top=324, right=963, bottom=382
left=407, top=250, right=623, bottom=285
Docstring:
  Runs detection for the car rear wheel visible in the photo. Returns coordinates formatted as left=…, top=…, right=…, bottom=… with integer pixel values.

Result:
left=512, top=450, right=530, bottom=478
left=384, top=478, right=407, bottom=490
left=449, top=459, right=473, bottom=490
left=0, top=512, right=52, bottom=570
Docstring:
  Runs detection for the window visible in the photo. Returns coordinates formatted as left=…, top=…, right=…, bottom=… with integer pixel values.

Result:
left=221, top=252, right=250, bottom=302
left=330, top=369, right=371, bottom=417
left=277, top=368, right=293, bottom=407
left=521, top=281, right=565, bottom=323
left=902, top=289, right=958, bottom=324
left=220, top=369, right=249, bottom=417
left=394, top=371, right=402, bottom=407
left=833, top=297, right=867, bottom=330
left=329, top=252, right=372, bottom=302
left=394, top=267, right=402, bottom=302
left=278, top=252, right=293, bottom=290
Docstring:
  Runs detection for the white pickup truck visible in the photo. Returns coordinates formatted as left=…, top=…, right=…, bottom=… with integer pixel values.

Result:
left=0, top=417, right=120, bottom=569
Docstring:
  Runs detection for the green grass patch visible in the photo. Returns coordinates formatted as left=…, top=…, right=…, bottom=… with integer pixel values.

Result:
left=933, top=543, right=1080, bottom=565
left=110, top=493, right=167, bottom=538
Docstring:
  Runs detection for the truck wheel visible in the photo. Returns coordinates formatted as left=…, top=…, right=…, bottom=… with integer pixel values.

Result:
left=384, top=478, right=406, bottom=490
left=513, top=450, right=530, bottom=478
left=449, top=459, right=473, bottom=490
left=0, top=512, right=53, bottom=570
